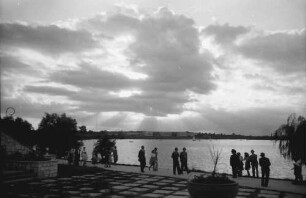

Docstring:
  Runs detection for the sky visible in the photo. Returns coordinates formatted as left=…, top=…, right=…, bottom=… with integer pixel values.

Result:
left=0, top=0, right=305, bottom=135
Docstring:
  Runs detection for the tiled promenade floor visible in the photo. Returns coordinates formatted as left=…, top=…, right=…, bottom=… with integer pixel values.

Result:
left=2, top=168, right=306, bottom=198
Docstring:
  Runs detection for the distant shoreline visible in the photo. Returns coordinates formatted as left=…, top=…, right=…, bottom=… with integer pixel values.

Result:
left=77, top=132, right=276, bottom=141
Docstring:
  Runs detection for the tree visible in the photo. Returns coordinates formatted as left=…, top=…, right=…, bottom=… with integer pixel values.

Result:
left=79, top=125, right=87, bottom=133
left=93, top=134, right=116, bottom=163
left=37, top=113, right=81, bottom=156
left=0, top=116, right=35, bottom=145
left=274, top=114, right=306, bottom=165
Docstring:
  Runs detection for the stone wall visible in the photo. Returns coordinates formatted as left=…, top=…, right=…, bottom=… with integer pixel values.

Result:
left=5, top=160, right=58, bottom=178
left=1, top=132, right=31, bottom=155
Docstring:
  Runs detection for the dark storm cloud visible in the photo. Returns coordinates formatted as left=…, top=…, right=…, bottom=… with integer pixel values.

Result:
left=0, top=22, right=97, bottom=55
left=203, top=23, right=250, bottom=44
left=237, top=29, right=306, bottom=74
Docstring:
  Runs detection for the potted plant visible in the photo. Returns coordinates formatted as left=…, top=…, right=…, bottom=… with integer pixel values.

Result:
left=187, top=147, right=239, bottom=198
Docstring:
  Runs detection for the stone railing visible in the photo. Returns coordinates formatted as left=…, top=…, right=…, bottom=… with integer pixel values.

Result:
left=5, top=160, right=58, bottom=178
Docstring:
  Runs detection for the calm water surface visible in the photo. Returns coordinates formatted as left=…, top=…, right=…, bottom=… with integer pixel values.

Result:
left=83, top=139, right=305, bottom=180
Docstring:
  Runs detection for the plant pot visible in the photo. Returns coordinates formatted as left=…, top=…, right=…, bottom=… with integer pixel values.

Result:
left=187, top=180, right=239, bottom=198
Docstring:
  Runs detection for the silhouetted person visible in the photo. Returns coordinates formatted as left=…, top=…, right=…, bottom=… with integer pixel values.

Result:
left=259, top=152, right=271, bottom=187
left=230, top=149, right=240, bottom=178
left=293, top=156, right=303, bottom=185
left=138, top=145, right=146, bottom=172
left=152, top=147, right=158, bottom=171
left=244, top=152, right=251, bottom=177
left=249, top=149, right=259, bottom=177
left=74, top=148, right=80, bottom=166
left=149, top=149, right=156, bottom=171
left=113, top=146, right=118, bottom=164
left=92, top=152, right=98, bottom=164
left=81, top=147, right=88, bottom=166
left=180, top=147, right=189, bottom=174
left=237, top=152, right=244, bottom=176
left=68, top=148, right=74, bottom=165
left=171, top=147, right=181, bottom=175
left=104, top=149, right=111, bottom=168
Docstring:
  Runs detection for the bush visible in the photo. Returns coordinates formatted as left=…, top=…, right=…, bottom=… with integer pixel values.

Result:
left=191, top=174, right=235, bottom=184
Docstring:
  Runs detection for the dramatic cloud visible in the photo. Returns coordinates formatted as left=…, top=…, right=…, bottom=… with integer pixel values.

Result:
left=0, top=22, right=97, bottom=55
left=237, top=29, right=306, bottom=74
left=1, top=5, right=305, bottom=134
left=203, top=23, right=250, bottom=45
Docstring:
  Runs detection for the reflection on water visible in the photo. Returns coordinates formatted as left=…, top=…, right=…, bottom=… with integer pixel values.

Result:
left=83, top=139, right=305, bottom=179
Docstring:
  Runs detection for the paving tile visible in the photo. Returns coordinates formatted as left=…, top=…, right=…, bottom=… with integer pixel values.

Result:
left=152, top=190, right=173, bottom=195
left=62, top=186, right=74, bottom=189
left=123, top=183, right=142, bottom=187
left=153, top=182, right=169, bottom=186
left=141, top=193, right=164, bottom=198
left=109, top=182, right=122, bottom=185
left=135, top=180, right=150, bottom=184
left=143, top=178, right=160, bottom=182
left=164, top=195, right=189, bottom=198
left=116, top=179, right=131, bottom=183
left=162, top=186, right=180, bottom=191
left=257, top=193, right=279, bottom=198
left=129, top=187, right=150, bottom=192
left=283, top=194, right=303, bottom=198
left=87, top=192, right=103, bottom=197
left=67, top=191, right=82, bottom=195
left=28, top=182, right=41, bottom=185
left=259, top=190, right=280, bottom=195
left=112, top=186, right=131, bottom=190
left=99, top=189, right=111, bottom=193
left=239, top=188, right=256, bottom=192
left=79, top=187, right=94, bottom=191
left=58, top=178, right=72, bottom=181
left=237, top=192, right=251, bottom=196
left=173, top=191, right=190, bottom=196
left=119, top=191, right=141, bottom=196
left=160, top=179, right=177, bottom=183
left=142, top=185, right=160, bottom=189
left=153, top=176, right=166, bottom=179
left=82, top=174, right=96, bottom=177
left=41, top=179, right=57, bottom=183
left=44, top=184, right=57, bottom=187
left=172, top=183, right=186, bottom=187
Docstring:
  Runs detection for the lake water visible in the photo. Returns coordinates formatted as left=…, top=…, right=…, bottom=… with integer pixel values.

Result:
left=83, top=139, right=305, bottom=180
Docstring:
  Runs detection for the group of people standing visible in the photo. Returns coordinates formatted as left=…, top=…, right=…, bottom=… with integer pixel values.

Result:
left=92, top=146, right=118, bottom=168
left=138, top=146, right=189, bottom=175
left=171, top=147, right=189, bottom=175
left=230, top=149, right=271, bottom=187
left=67, top=147, right=88, bottom=166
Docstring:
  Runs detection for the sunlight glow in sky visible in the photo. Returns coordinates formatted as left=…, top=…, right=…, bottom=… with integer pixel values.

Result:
left=1, top=0, right=305, bottom=135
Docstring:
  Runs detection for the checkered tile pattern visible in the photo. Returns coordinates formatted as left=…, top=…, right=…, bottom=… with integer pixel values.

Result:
left=2, top=169, right=306, bottom=198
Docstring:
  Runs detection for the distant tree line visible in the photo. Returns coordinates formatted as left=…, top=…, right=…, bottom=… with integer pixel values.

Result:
left=2, top=112, right=305, bottom=164
left=1, top=113, right=83, bottom=157
left=76, top=131, right=275, bottom=140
